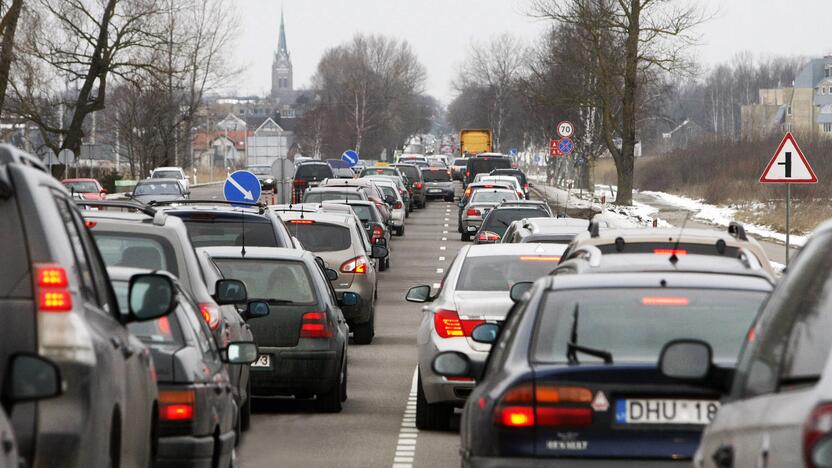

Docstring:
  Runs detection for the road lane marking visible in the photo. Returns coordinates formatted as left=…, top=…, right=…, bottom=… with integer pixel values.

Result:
left=441, top=237, right=447, bottom=241
left=433, top=283, right=441, bottom=289
left=440, top=246, right=446, bottom=250
left=439, top=257, right=445, bottom=261
left=392, top=368, right=420, bottom=468
left=442, top=230, right=448, bottom=234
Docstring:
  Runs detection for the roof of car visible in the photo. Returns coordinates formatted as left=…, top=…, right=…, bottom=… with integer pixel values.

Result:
left=278, top=210, right=355, bottom=226
left=137, top=177, right=180, bottom=184
left=297, top=160, right=330, bottom=166
left=560, top=252, right=772, bottom=279
left=572, top=227, right=755, bottom=245
left=306, top=186, right=362, bottom=192
left=196, top=246, right=310, bottom=261
left=466, top=243, right=567, bottom=258
left=153, top=167, right=183, bottom=171
left=546, top=268, right=773, bottom=292
left=474, top=153, right=508, bottom=158
left=106, top=266, right=178, bottom=283
left=321, top=178, right=375, bottom=187
left=271, top=203, right=355, bottom=215
left=62, top=178, right=98, bottom=183
left=524, top=217, right=588, bottom=229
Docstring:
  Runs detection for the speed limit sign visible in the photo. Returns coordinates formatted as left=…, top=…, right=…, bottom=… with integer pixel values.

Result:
left=557, top=121, right=575, bottom=138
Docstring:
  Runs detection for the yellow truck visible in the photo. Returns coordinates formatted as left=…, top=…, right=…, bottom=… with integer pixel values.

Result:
left=459, top=129, right=492, bottom=156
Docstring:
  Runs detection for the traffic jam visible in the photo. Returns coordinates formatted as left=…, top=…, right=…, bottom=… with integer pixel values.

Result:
left=3, top=120, right=830, bottom=468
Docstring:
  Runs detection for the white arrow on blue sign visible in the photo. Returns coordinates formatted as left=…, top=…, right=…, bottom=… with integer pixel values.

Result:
left=224, top=170, right=261, bottom=205
left=509, top=148, right=518, bottom=157
left=341, top=149, right=359, bottom=167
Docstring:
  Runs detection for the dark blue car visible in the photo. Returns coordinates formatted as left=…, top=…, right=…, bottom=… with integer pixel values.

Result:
left=433, top=254, right=773, bottom=467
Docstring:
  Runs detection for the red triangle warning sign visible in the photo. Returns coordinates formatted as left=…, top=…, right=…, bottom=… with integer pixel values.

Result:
left=760, top=132, right=818, bottom=183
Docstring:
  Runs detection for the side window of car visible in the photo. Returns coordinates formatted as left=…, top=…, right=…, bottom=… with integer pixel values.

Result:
left=179, top=289, right=222, bottom=366
left=67, top=204, right=118, bottom=316
left=315, top=263, right=339, bottom=306
left=734, top=232, right=832, bottom=399
left=483, top=298, right=527, bottom=379
left=53, top=194, right=98, bottom=305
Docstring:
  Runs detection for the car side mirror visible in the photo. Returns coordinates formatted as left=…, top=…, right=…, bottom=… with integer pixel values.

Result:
left=458, top=201, right=464, bottom=208
left=432, top=351, right=472, bottom=378
left=4, top=354, right=63, bottom=402
left=471, top=323, right=500, bottom=344
left=340, top=292, right=359, bottom=307
left=215, top=279, right=247, bottom=305
left=659, top=339, right=712, bottom=381
left=128, top=273, right=175, bottom=322
left=510, top=282, right=533, bottom=303
left=406, top=285, right=432, bottom=303
left=243, top=300, right=270, bottom=320
left=125, top=192, right=133, bottom=199
left=325, top=268, right=338, bottom=281
left=315, top=256, right=327, bottom=270
left=223, top=342, right=259, bottom=364
left=528, top=182, right=533, bottom=188
left=371, top=244, right=388, bottom=259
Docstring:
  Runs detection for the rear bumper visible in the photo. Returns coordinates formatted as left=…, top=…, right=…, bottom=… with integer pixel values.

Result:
left=466, top=457, right=689, bottom=468
left=156, top=430, right=234, bottom=468
left=425, top=187, right=454, bottom=198
left=250, top=349, right=339, bottom=396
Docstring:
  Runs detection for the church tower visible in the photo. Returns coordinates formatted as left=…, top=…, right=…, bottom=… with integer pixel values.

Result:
left=271, top=7, right=293, bottom=100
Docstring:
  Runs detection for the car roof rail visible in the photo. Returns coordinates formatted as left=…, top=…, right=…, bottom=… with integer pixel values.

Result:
left=588, top=220, right=601, bottom=238
left=567, top=245, right=603, bottom=267
left=75, top=199, right=157, bottom=217
left=737, top=247, right=763, bottom=271
left=148, top=199, right=268, bottom=214
left=728, top=221, right=748, bottom=241
left=0, top=144, right=47, bottom=172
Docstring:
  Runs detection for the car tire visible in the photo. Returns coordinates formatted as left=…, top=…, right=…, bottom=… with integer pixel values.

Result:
left=340, top=352, right=348, bottom=402
left=461, top=231, right=470, bottom=241
left=395, top=226, right=405, bottom=236
left=416, top=372, right=452, bottom=431
left=353, top=311, right=374, bottom=345
left=240, top=381, right=251, bottom=432
left=317, top=366, right=343, bottom=413
left=445, top=195, right=454, bottom=202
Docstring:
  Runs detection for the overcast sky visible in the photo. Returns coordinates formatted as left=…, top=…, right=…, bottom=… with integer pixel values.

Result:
left=229, top=0, right=832, bottom=103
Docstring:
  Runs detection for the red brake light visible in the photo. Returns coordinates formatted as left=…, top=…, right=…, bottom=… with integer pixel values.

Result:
left=394, top=201, right=403, bottom=209
left=478, top=231, right=501, bottom=242
left=289, top=219, right=315, bottom=224
left=300, top=311, right=332, bottom=339
left=466, top=208, right=480, bottom=216
left=84, top=220, right=97, bottom=228
left=159, top=390, right=195, bottom=421
left=293, top=180, right=306, bottom=186
left=519, top=256, right=561, bottom=262
left=499, top=406, right=535, bottom=427
left=35, top=264, right=72, bottom=312
left=495, top=384, right=594, bottom=428
left=466, top=171, right=470, bottom=177
left=340, top=256, right=369, bottom=274
left=415, top=182, right=423, bottom=189
left=805, top=403, right=832, bottom=468
left=372, top=225, right=384, bottom=240
left=199, top=303, right=221, bottom=330
left=654, top=249, right=687, bottom=256
left=163, top=405, right=194, bottom=421
left=433, top=309, right=484, bottom=338
left=641, top=297, right=690, bottom=306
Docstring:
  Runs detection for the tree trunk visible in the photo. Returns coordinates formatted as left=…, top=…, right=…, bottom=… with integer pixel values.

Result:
left=616, top=0, right=640, bottom=206
left=0, top=0, right=23, bottom=115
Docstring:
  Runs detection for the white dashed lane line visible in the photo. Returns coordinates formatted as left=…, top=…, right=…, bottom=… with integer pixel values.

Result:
left=392, top=368, right=420, bottom=468
left=436, top=268, right=444, bottom=274
left=440, top=246, right=446, bottom=251
left=439, top=257, right=445, bottom=261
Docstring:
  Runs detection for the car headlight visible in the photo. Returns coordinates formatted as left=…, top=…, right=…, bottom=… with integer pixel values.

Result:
left=265, top=178, right=274, bottom=184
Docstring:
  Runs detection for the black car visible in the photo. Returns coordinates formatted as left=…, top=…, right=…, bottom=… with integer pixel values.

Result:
left=131, top=178, right=189, bottom=204
left=200, top=247, right=355, bottom=412
left=463, top=154, right=512, bottom=187
left=434, top=253, right=773, bottom=467
left=293, top=161, right=334, bottom=203
left=474, top=202, right=553, bottom=244
left=391, top=163, right=425, bottom=209
left=0, top=146, right=177, bottom=467
left=490, top=168, right=530, bottom=199
left=108, top=267, right=260, bottom=468
left=246, top=164, right=276, bottom=190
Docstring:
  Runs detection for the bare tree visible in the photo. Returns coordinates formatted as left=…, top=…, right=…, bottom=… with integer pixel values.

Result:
left=532, top=0, right=705, bottom=204
left=0, top=0, right=23, bottom=115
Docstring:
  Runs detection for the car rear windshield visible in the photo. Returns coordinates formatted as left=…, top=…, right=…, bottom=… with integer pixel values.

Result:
left=422, top=170, right=451, bottom=182
left=295, top=164, right=333, bottom=181
left=247, top=166, right=271, bottom=175
left=175, top=213, right=280, bottom=248
left=456, top=255, right=561, bottom=291
left=93, top=233, right=179, bottom=275
left=491, top=169, right=527, bottom=185
left=152, top=170, right=181, bottom=179
left=378, top=186, right=398, bottom=199
left=112, top=279, right=182, bottom=344
left=303, top=191, right=362, bottom=203
left=362, top=168, right=398, bottom=177
left=471, top=191, right=516, bottom=204
left=453, top=159, right=467, bottom=167
left=135, top=182, right=181, bottom=195
left=469, top=158, right=511, bottom=176
left=596, top=242, right=740, bottom=258
left=286, top=222, right=352, bottom=252
left=393, top=166, right=420, bottom=181
left=63, top=181, right=99, bottom=193
left=0, top=194, right=31, bottom=297
left=349, top=205, right=377, bottom=223
left=534, top=288, right=767, bottom=365
left=213, top=259, right=317, bottom=305
left=483, top=209, right=550, bottom=236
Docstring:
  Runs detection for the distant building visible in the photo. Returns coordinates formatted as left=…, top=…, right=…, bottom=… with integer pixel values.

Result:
left=742, top=56, right=832, bottom=139
left=271, top=8, right=294, bottom=102
left=246, top=118, right=293, bottom=167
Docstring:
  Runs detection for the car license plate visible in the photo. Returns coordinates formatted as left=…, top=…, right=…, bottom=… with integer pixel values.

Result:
left=429, top=188, right=441, bottom=193
left=251, top=354, right=271, bottom=368
left=615, top=399, right=719, bottom=425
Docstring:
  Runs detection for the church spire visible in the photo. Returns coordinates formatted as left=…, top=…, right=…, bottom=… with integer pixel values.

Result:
left=278, top=5, right=288, bottom=55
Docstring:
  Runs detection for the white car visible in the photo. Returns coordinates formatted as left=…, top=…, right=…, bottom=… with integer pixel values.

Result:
left=151, top=166, right=189, bottom=193
left=366, top=177, right=406, bottom=236
left=479, top=175, right=524, bottom=199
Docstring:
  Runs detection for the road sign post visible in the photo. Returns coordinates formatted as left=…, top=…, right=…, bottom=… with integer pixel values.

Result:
left=759, top=132, right=817, bottom=265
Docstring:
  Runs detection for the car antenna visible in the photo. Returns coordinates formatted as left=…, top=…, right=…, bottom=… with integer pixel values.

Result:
left=669, top=212, right=691, bottom=266
left=240, top=210, right=247, bottom=257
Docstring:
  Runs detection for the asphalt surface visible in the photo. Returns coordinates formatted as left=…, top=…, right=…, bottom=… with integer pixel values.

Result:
left=190, top=182, right=462, bottom=468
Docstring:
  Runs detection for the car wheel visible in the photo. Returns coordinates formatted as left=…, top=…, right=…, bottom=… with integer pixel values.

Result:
left=227, top=447, right=238, bottom=468
left=445, top=195, right=454, bottom=202
left=317, top=366, right=343, bottom=413
left=395, top=226, right=404, bottom=236
left=240, top=380, right=251, bottom=432
left=461, top=231, right=470, bottom=241
left=416, top=372, right=452, bottom=431
left=353, top=311, right=374, bottom=345
left=457, top=224, right=462, bottom=233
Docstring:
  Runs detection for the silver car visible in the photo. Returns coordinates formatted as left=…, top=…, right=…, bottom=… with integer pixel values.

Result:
left=365, top=178, right=406, bottom=235
left=459, top=188, right=518, bottom=241
left=421, top=167, right=455, bottom=201
left=405, top=243, right=567, bottom=430
left=690, top=220, right=832, bottom=467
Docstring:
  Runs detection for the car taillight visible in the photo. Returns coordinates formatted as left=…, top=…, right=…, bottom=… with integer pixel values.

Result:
left=478, top=231, right=501, bottom=242
left=35, top=264, right=72, bottom=312
left=654, top=248, right=687, bottom=255
left=466, top=208, right=480, bottom=216
left=394, top=201, right=403, bottom=209
left=466, top=171, right=471, bottom=177
left=641, top=296, right=690, bottom=306
left=415, top=182, right=423, bottom=189
left=433, top=309, right=484, bottom=338
left=199, top=303, right=221, bottom=330
left=159, top=390, right=195, bottom=421
left=293, top=179, right=306, bottom=186
left=372, top=225, right=384, bottom=240
left=805, top=404, right=832, bottom=468
left=464, top=188, right=472, bottom=197
left=340, top=256, right=369, bottom=274
left=84, top=220, right=97, bottom=228
left=495, top=384, right=593, bottom=428
left=300, top=311, right=332, bottom=339
left=523, top=183, right=529, bottom=190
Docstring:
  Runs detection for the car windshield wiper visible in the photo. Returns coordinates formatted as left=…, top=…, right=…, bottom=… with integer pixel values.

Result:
left=266, top=299, right=296, bottom=305
left=566, top=304, right=613, bottom=364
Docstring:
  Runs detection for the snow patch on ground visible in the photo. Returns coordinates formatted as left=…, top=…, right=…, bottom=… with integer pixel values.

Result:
left=641, top=190, right=808, bottom=247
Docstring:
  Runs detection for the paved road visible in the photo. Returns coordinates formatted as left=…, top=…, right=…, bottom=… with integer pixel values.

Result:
left=191, top=181, right=462, bottom=468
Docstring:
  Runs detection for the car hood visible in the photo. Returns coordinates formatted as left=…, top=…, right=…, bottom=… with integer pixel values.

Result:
left=453, top=291, right=512, bottom=320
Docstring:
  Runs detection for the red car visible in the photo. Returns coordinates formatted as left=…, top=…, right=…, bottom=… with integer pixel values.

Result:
left=62, top=178, right=108, bottom=200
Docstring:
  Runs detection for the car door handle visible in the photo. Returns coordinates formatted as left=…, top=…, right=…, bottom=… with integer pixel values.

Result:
left=712, top=444, right=734, bottom=468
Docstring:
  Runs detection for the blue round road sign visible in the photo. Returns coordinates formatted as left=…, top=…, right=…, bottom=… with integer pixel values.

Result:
left=341, top=149, right=359, bottom=168
left=223, top=170, right=261, bottom=206
left=558, top=137, right=575, bottom=154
